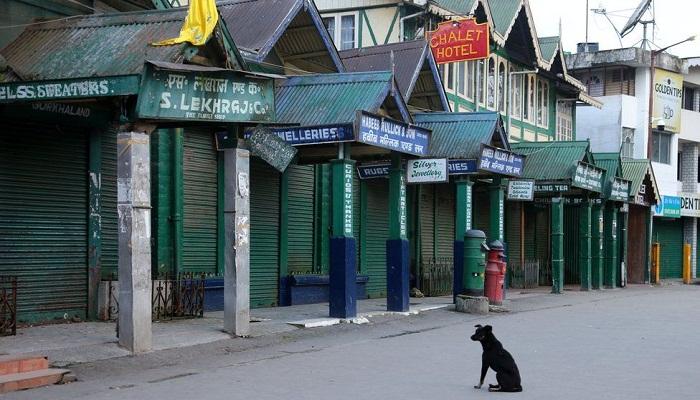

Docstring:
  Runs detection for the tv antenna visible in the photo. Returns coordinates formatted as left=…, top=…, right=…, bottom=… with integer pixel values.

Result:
left=590, top=6, right=623, bottom=47
left=620, top=0, right=655, bottom=50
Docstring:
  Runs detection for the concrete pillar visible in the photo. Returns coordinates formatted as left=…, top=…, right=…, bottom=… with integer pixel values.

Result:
left=488, top=178, right=504, bottom=242
left=386, top=153, right=409, bottom=312
left=579, top=200, right=592, bottom=291
left=453, top=178, right=473, bottom=302
left=591, top=202, right=604, bottom=289
left=223, top=148, right=250, bottom=337
left=551, top=198, right=564, bottom=294
left=88, top=130, right=102, bottom=321
left=681, top=142, right=698, bottom=278
left=604, top=206, right=618, bottom=288
left=117, top=131, right=152, bottom=353
left=329, top=154, right=357, bottom=318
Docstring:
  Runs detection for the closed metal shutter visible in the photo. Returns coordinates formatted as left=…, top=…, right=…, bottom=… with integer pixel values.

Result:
left=563, top=204, right=581, bottom=284
left=435, top=184, right=454, bottom=260
left=182, top=130, right=218, bottom=275
left=250, top=158, right=279, bottom=307
left=627, top=206, right=647, bottom=283
left=287, top=165, right=315, bottom=275
left=101, top=128, right=118, bottom=279
left=654, top=219, right=683, bottom=279
left=364, top=179, right=389, bottom=297
left=505, top=201, right=522, bottom=265
left=419, top=185, right=435, bottom=263
left=0, top=123, right=88, bottom=322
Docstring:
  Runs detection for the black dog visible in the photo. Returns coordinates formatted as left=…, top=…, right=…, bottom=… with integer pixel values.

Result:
left=471, top=324, right=522, bottom=392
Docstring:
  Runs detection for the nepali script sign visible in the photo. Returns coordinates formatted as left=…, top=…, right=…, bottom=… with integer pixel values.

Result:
left=356, top=111, right=430, bottom=157
left=0, top=75, right=140, bottom=103
left=427, top=18, right=489, bottom=64
left=572, top=162, right=604, bottom=193
left=136, top=64, right=274, bottom=123
left=477, top=145, right=524, bottom=177
left=609, top=178, right=631, bottom=202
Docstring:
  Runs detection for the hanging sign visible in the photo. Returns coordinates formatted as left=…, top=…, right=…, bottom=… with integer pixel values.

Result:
left=406, top=158, right=448, bottom=183
left=653, top=68, right=683, bottom=133
left=448, top=159, right=478, bottom=175
left=654, top=195, right=681, bottom=218
left=246, top=126, right=297, bottom=172
left=507, top=180, right=535, bottom=201
left=243, top=124, right=354, bottom=146
left=609, top=178, right=631, bottom=202
left=478, top=144, right=525, bottom=177
left=136, top=63, right=274, bottom=123
left=356, top=111, right=430, bottom=156
left=357, top=158, right=475, bottom=179
left=427, top=18, right=489, bottom=64
left=535, top=183, right=570, bottom=193
left=679, top=192, right=700, bottom=217
left=572, top=161, right=604, bottom=193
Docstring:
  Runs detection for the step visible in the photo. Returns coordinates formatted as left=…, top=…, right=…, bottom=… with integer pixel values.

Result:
left=0, top=355, right=49, bottom=376
left=0, top=368, right=70, bottom=394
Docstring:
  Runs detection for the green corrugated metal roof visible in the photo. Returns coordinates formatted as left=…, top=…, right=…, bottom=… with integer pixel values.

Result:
left=487, top=0, right=522, bottom=36
left=429, top=0, right=478, bottom=15
left=622, top=159, right=651, bottom=196
left=594, top=152, right=623, bottom=197
left=538, top=36, right=560, bottom=62
left=275, top=71, right=407, bottom=125
left=511, top=140, right=591, bottom=181
left=413, top=112, right=506, bottom=158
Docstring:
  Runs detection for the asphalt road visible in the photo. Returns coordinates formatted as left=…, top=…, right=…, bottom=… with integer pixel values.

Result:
left=6, top=284, right=700, bottom=400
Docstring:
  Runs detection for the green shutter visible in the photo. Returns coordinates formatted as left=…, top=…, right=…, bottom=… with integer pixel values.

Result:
left=654, top=219, right=683, bottom=279
left=505, top=201, right=522, bottom=266
left=250, top=158, right=280, bottom=307
left=182, top=130, right=218, bottom=275
left=0, top=123, right=88, bottom=322
left=419, top=185, right=435, bottom=263
left=563, top=204, right=580, bottom=284
left=364, top=179, right=389, bottom=297
left=287, top=165, right=315, bottom=275
left=101, top=128, right=118, bottom=279
left=435, top=184, right=455, bottom=260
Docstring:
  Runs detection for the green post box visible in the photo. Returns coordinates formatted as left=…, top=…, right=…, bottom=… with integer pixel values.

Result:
left=463, top=229, right=488, bottom=296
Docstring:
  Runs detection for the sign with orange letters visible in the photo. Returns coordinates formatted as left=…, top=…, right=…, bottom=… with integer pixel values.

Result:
left=427, top=18, right=489, bottom=64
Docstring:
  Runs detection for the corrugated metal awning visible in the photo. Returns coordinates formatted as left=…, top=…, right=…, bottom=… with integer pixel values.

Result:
left=413, top=111, right=507, bottom=158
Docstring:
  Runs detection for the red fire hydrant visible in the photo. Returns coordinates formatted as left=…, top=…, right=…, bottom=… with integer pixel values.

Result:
left=485, top=240, right=506, bottom=305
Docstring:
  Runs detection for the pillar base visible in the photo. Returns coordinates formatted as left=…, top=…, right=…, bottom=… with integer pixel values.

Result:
left=386, top=239, right=409, bottom=312
left=329, top=237, right=357, bottom=318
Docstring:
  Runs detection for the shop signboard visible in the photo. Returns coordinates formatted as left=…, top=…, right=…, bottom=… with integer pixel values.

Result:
left=356, top=111, right=430, bottom=157
left=448, top=159, right=478, bottom=175
left=609, top=177, right=631, bottom=202
left=243, top=124, right=354, bottom=146
left=654, top=195, right=681, bottom=218
left=477, top=144, right=524, bottom=177
left=679, top=192, right=700, bottom=217
left=507, top=180, right=535, bottom=201
left=0, top=75, right=140, bottom=103
left=653, top=68, right=683, bottom=133
left=358, top=158, right=476, bottom=179
left=406, top=159, right=448, bottom=183
left=246, top=126, right=297, bottom=173
left=572, top=161, right=604, bottom=193
left=427, top=18, right=489, bottom=64
left=136, top=64, right=275, bottom=123
left=534, top=183, right=570, bottom=193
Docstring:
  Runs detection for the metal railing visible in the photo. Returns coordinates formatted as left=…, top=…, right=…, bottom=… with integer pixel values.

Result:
left=0, top=276, right=17, bottom=336
left=420, top=257, right=454, bottom=297
left=508, top=260, right=540, bottom=289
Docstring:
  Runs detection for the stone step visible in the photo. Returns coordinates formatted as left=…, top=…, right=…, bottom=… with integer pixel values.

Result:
left=0, top=355, right=49, bottom=376
left=0, top=368, right=70, bottom=394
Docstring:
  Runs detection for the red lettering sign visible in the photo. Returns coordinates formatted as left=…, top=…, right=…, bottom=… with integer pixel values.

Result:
left=427, top=18, right=489, bottom=64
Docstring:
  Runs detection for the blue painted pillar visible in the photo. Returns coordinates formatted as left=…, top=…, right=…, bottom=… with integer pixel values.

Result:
left=387, top=153, right=409, bottom=312
left=329, top=152, right=357, bottom=319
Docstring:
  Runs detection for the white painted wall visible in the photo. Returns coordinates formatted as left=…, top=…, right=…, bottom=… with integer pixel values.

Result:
left=635, top=67, right=652, bottom=158
left=315, top=0, right=397, bottom=11
left=576, top=95, right=622, bottom=153
left=680, top=109, right=700, bottom=143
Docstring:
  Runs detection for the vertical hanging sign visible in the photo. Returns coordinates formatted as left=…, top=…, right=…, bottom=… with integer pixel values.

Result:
left=466, top=182, right=473, bottom=231
left=343, top=163, right=354, bottom=236
left=399, top=173, right=407, bottom=238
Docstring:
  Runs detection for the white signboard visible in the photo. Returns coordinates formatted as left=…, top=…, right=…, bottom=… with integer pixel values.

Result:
left=406, top=159, right=448, bottom=183
left=679, top=192, right=700, bottom=217
left=507, top=179, right=535, bottom=201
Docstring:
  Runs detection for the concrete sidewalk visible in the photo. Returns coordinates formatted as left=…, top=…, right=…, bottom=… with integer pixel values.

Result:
left=0, top=296, right=456, bottom=367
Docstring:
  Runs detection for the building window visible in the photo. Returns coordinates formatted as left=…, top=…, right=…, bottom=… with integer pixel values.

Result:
left=446, top=62, right=455, bottom=92
left=457, top=61, right=466, bottom=97
left=540, top=79, right=549, bottom=127
left=683, top=86, right=696, bottom=111
left=498, top=61, right=507, bottom=113
left=651, top=131, right=671, bottom=164
left=477, top=59, right=485, bottom=106
left=487, top=57, right=496, bottom=109
left=322, top=14, right=357, bottom=50
left=466, top=61, right=475, bottom=100
left=556, top=101, right=573, bottom=141
left=526, top=74, right=536, bottom=123
left=621, top=128, right=634, bottom=158
left=511, top=67, right=522, bottom=119
left=678, top=151, right=683, bottom=180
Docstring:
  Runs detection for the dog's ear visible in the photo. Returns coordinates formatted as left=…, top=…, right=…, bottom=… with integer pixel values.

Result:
left=474, top=324, right=483, bottom=328
left=483, top=325, right=492, bottom=332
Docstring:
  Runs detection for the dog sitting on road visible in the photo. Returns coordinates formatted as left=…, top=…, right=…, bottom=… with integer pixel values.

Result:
left=471, top=324, right=522, bottom=393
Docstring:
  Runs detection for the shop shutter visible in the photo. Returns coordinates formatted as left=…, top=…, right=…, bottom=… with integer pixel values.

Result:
left=505, top=202, right=522, bottom=266
left=0, top=123, right=88, bottom=322
left=287, top=165, right=315, bottom=275
left=250, top=158, right=280, bottom=307
left=419, top=185, right=435, bottom=263
left=435, top=183, right=455, bottom=260
left=654, top=219, right=683, bottom=279
left=364, top=179, right=389, bottom=297
left=101, top=128, right=118, bottom=279
left=563, top=204, right=580, bottom=285
left=353, top=173, right=361, bottom=271
left=697, top=219, right=700, bottom=277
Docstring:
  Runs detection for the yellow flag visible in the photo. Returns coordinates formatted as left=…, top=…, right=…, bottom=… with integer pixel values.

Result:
left=152, top=0, right=219, bottom=46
